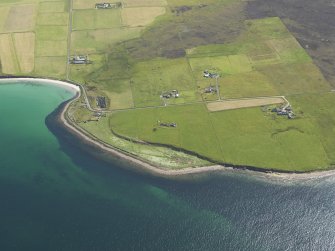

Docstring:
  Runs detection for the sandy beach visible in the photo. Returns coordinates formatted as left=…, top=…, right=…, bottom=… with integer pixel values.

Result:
left=0, top=77, right=80, bottom=93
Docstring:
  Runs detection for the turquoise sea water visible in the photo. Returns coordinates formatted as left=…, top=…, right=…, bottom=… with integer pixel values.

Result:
left=1, top=81, right=335, bottom=251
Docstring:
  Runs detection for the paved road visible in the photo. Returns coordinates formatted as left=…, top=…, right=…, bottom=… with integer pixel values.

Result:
left=66, top=0, right=73, bottom=80
left=65, top=0, right=97, bottom=113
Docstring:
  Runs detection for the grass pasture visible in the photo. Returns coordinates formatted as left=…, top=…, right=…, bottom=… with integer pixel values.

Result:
left=34, top=56, right=66, bottom=78
left=0, top=6, right=11, bottom=32
left=121, top=7, right=166, bottom=27
left=39, top=1, right=65, bottom=13
left=219, top=71, right=278, bottom=98
left=71, top=28, right=142, bottom=54
left=209, top=107, right=330, bottom=171
left=111, top=104, right=223, bottom=161
left=36, top=40, right=67, bottom=57
left=188, top=54, right=252, bottom=80
left=72, top=9, right=121, bottom=30
left=73, top=0, right=95, bottom=9
left=130, top=58, right=199, bottom=107
left=98, top=78, right=134, bottom=110
left=257, top=62, right=331, bottom=95
left=268, top=38, right=311, bottom=64
left=69, top=54, right=106, bottom=83
left=35, top=25, right=68, bottom=41
left=106, top=88, right=134, bottom=110
left=244, top=17, right=291, bottom=40
left=111, top=97, right=335, bottom=171
left=290, top=93, right=335, bottom=164
left=37, top=12, right=68, bottom=25
left=13, top=32, right=35, bottom=73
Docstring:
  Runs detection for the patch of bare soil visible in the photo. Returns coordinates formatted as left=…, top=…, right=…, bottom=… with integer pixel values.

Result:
left=206, top=97, right=284, bottom=112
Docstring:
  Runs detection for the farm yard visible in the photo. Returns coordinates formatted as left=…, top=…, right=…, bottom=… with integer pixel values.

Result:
left=2, top=0, right=335, bottom=172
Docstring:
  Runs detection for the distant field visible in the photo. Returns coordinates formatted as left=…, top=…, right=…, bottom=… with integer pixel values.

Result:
left=121, top=7, right=166, bottom=27
left=189, top=54, right=252, bottom=79
left=111, top=93, right=335, bottom=171
left=34, top=56, right=66, bottom=78
left=69, top=54, right=106, bottom=83
left=111, top=104, right=224, bottom=161
left=218, top=71, right=278, bottom=98
left=35, top=25, right=68, bottom=41
left=0, top=34, right=18, bottom=74
left=4, top=4, right=36, bottom=32
left=13, top=32, right=35, bottom=73
left=37, top=12, right=68, bottom=25
left=122, top=0, right=167, bottom=7
left=105, top=79, right=134, bottom=110
left=72, top=9, right=121, bottom=30
left=36, top=40, right=67, bottom=57
left=257, top=62, right=330, bottom=95
left=71, top=27, right=142, bottom=54
left=130, top=58, right=199, bottom=107
left=73, top=0, right=95, bottom=9
left=0, top=6, right=11, bottom=32
left=39, top=1, right=65, bottom=13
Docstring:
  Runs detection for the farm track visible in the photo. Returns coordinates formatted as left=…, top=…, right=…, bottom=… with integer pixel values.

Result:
left=66, top=0, right=95, bottom=112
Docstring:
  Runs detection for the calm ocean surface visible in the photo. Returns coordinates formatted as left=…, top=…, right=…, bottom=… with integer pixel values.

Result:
left=1, top=81, right=335, bottom=251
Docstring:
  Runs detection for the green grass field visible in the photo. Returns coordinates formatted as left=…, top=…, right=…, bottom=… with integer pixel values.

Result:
left=111, top=104, right=223, bottom=160
left=111, top=94, right=335, bottom=171
left=130, top=58, right=200, bottom=107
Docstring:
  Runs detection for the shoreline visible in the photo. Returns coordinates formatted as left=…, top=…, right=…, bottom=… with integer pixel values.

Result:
left=3, top=77, right=335, bottom=180
left=0, top=77, right=80, bottom=93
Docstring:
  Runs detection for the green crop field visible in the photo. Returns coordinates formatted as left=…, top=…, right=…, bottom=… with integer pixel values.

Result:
left=2, top=0, right=335, bottom=172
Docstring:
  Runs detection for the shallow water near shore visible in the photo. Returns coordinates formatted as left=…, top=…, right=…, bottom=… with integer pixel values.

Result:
left=1, top=81, right=335, bottom=250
